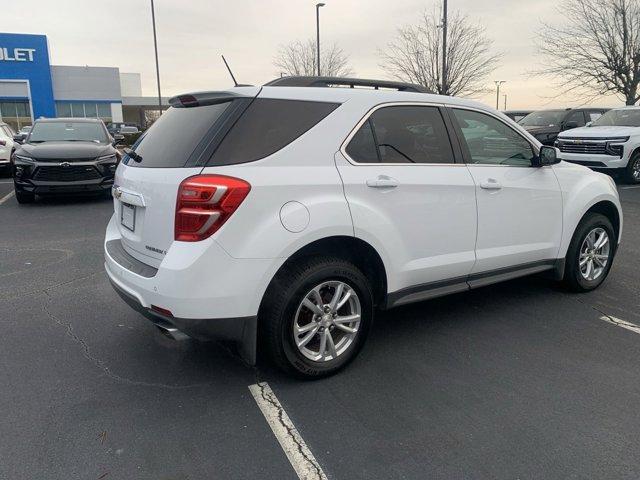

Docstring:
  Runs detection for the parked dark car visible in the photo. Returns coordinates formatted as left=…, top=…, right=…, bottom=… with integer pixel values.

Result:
left=12, top=118, right=121, bottom=204
left=519, top=108, right=609, bottom=145
left=503, top=110, right=533, bottom=123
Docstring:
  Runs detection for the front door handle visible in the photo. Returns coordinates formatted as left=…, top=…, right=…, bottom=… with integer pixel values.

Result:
left=480, top=178, right=502, bottom=190
left=366, top=175, right=399, bottom=188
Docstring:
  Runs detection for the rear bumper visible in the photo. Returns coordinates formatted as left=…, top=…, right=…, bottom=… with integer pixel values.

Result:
left=108, top=273, right=257, bottom=363
left=104, top=214, right=283, bottom=364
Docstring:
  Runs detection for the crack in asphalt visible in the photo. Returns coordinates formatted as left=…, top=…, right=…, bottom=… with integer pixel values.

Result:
left=41, top=299, right=215, bottom=390
left=2, top=270, right=103, bottom=301
left=256, top=382, right=325, bottom=480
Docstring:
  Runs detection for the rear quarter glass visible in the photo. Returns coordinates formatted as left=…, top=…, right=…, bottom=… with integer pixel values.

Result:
left=125, top=101, right=235, bottom=168
left=207, top=98, right=340, bottom=166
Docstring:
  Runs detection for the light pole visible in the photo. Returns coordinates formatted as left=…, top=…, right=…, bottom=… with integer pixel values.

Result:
left=494, top=80, right=506, bottom=110
left=442, top=0, right=448, bottom=94
left=503, top=94, right=507, bottom=110
left=316, top=3, right=325, bottom=76
left=150, top=0, right=162, bottom=115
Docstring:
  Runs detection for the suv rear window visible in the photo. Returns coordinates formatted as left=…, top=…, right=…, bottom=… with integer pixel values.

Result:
left=208, top=99, right=339, bottom=166
left=126, top=102, right=233, bottom=168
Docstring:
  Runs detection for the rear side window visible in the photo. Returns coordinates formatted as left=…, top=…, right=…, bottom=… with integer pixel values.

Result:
left=345, top=105, right=455, bottom=164
left=345, top=120, right=379, bottom=163
left=127, top=102, right=233, bottom=168
left=208, top=99, right=339, bottom=166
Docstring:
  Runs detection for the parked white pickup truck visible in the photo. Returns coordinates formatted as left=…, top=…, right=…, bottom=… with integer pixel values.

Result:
left=556, top=107, right=640, bottom=184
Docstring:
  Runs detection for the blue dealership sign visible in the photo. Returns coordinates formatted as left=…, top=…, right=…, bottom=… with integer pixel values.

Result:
left=0, top=33, right=55, bottom=118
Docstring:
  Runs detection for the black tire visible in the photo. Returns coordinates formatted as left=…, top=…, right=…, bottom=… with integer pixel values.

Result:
left=563, top=213, right=615, bottom=292
left=624, top=153, right=640, bottom=184
left=261, top=256, right=374, bottom=378
left=14, top=187, right=35, bottom=204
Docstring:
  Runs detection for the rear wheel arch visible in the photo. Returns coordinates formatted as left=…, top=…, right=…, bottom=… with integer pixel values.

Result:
left=261, top=236, right=388, bottom=311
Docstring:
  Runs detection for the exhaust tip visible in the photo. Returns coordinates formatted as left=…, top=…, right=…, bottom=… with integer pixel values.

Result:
left=155, top=324, right=190, bottom=341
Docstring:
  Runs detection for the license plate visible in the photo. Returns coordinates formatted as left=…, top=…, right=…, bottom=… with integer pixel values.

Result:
left=120, top=203, right=136, bottom=231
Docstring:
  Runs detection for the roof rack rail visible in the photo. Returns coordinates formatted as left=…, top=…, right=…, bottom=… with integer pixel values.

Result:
left=264, top=76, right=431, bottom=93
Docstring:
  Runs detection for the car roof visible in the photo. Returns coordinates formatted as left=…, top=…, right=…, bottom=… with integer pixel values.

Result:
left=175, top=85, right=493, bottom=113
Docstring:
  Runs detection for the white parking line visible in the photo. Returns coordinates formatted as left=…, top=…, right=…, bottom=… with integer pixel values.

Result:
left=0, top=191, right=14, bottom=205
left=600, top=315, right=640, bottom=335
left=0, top=180, right=13, bottom=184
left=249, top=382, right=327, bottom=480
left=620, top=185, right=640, bottom=189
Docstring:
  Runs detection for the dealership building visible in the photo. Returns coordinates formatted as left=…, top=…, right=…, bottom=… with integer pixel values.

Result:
left=0, top=32, right=167, bottom=131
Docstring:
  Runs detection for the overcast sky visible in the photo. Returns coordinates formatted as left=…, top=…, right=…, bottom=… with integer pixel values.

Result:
left=1, top=0, right=623, bottom=109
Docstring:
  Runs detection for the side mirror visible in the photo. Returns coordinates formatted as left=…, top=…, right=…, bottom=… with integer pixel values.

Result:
left=13, top=134, right=25, bottom=144
left=534, top=145, right=561, bottom=167
left=563, top=121, right=579, bottom=130
left=112, top=133, right=125, bottom=146
left=586, top=121, right=593, bottom=127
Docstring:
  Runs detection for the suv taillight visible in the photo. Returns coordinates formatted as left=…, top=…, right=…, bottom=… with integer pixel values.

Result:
left=175, top=175, right=251, bottom=242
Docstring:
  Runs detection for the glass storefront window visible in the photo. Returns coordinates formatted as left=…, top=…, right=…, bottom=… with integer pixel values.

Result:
left=55, top=101, right=112, bottom=122
left=71, top=102, right=85, bottom=117
left=97, top=103, right=111, bottom=119
left=85, top=103, right=97, bottom=117
left=56, top=102, right=72, bottom=117
left=0, top=100, right=32, bottom=130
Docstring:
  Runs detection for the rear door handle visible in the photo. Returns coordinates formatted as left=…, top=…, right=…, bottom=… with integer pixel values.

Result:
left=366, top=176, right=399, bottom=188
left=480, top=179, right=502, bottom=190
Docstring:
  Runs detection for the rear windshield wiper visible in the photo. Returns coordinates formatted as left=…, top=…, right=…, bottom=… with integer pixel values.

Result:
left=124, top=147, right=143, bottom=163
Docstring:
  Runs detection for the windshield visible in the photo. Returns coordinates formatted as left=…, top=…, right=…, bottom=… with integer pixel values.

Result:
left=28, top=121, right=108, bottom=143
left=592, top=109, right=640, bottom=127
left=519, top=110, right=565, bottom=127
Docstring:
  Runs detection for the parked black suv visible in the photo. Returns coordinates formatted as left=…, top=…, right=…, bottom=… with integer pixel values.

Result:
left=12, top=118, right=121, bottom=204
left=519, top=108, right=609, bottom=145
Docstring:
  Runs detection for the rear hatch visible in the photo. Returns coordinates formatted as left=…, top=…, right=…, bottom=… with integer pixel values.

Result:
left=113, top=87, right=260, bottom=267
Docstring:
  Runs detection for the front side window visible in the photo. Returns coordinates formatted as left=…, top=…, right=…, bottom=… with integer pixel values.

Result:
left=452, top=109, right=534, bottom=167
left=346, top=105, right=455, bottom=164
left=565, top=110, right=586, bottom=127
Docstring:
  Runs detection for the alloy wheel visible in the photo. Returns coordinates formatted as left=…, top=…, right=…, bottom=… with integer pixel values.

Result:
left=579, top=227, right=610, bottom=281
left=293, top=281, right=361, bottom=362
left=633, top=157, right=640, bottom=181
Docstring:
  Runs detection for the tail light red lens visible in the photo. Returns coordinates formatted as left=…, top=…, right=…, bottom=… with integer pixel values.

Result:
left=175, top=174, right=251, bottom=242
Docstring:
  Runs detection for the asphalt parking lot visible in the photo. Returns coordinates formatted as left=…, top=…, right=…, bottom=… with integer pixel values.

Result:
left=1, top=177, right=639, bottom=480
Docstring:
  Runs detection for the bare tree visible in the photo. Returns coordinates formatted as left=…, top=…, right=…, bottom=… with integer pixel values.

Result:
left=536, top=0, right=640, bottom=105
left=274, top=39, right=354, bottom=77
left=378, top=7, right=501, bottom=97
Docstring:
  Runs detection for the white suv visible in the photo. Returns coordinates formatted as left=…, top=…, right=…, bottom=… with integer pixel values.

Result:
left=557, top=106, right=640, bottom=184
left=0, top=121, right=16, bottom=174
left=104, top=76, right=622, bottom=378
